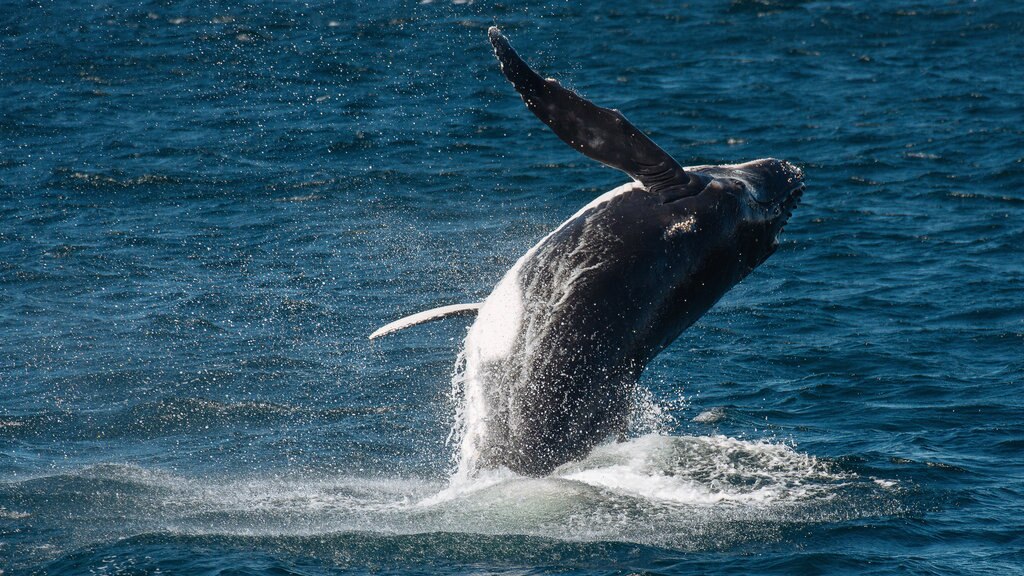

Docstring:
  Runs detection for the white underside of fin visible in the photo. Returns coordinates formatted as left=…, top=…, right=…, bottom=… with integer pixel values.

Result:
left=369, top=303, right=482, bottom=340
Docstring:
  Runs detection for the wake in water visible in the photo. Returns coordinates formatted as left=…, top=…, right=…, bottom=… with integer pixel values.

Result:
left=4, top=348, right=904, bottom=569
left=4, top=433, right=902, bottom=567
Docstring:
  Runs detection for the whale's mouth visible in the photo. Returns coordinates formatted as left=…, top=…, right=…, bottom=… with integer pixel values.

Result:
left=779, top=182, right=805, bottom=227
left=771, top=180, right=804, bottom=245
left=775, top=159, right=804, bottom=227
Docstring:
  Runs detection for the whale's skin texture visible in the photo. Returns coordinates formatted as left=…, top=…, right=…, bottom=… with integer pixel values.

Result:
left=465, top=158, right=803, bottom=475
left=396, top=27, right=806, bottom=477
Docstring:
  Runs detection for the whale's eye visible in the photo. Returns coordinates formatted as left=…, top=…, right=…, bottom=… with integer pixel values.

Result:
left=740, top=179, right=775, bottom=206
left=731, top=178, right=761, bottom=205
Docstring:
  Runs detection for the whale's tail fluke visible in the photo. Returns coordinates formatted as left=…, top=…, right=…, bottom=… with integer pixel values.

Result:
left=488, top=26, right=704, bottom=199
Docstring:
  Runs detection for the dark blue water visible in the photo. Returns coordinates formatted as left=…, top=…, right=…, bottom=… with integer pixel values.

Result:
left=2, top=0, right=1022, bottom=574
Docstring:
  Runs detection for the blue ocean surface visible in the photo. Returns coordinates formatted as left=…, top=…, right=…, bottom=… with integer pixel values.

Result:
left=1, top=0, right=1022, bottom=574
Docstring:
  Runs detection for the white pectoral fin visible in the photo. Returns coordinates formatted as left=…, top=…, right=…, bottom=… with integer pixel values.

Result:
left=369, top=303, right=482, bottom=340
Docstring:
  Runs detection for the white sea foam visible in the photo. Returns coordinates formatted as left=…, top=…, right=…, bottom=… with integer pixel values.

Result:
left=556, top=435, right=847, bottom=506
left=31, top=434, right=895, bottom=551
left=692, top=407, right=727, bottom=423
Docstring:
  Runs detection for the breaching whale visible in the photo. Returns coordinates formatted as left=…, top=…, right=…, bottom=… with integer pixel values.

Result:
left=371, top=27, right=805, bottom=476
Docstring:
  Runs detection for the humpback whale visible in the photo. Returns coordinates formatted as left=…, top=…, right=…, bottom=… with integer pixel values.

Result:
left=372, top=27, right=804, bottom=476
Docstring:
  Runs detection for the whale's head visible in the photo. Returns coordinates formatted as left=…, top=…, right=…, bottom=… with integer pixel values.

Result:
left=675, top=158, right=804, bottom=271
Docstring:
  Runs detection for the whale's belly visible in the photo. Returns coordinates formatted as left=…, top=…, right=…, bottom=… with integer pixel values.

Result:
left=459, top=183, right=650, bottom=475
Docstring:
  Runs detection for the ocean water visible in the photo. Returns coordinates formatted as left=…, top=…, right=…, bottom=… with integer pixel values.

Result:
left=1, top=0, right=1022, bottom=574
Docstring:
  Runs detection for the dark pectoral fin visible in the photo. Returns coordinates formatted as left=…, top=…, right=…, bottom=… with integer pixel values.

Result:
left=488, top=27, right=702, bottom=197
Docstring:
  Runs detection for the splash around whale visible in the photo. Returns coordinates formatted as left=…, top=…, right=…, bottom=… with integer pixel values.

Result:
left=372, top=27, right=805, bottom=477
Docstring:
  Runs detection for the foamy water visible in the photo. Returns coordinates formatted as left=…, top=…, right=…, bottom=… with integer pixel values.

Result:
left=9, top=433, right=897, bottom=556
